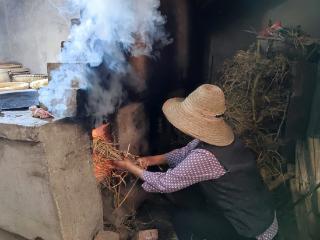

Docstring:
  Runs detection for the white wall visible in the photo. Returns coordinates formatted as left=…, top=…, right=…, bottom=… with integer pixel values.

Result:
left=0, top=0, right=70, bottom=73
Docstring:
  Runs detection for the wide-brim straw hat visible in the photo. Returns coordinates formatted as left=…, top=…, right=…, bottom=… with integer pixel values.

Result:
left=162, top=84, right=234, bottom=146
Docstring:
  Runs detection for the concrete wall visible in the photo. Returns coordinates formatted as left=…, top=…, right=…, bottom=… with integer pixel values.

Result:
left=0, top=111, right=103, bottom=240
left=0, top=0, right=70, bottom=73
left=0, top=229, right=27, bottom=240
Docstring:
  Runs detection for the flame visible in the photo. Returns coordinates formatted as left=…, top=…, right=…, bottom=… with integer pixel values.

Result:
left=92, top=124, right=113, bottom=182
left=92, top=123, right=111, bottom=140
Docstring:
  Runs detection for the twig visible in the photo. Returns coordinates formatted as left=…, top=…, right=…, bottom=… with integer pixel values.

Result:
left=268, top=172, right=295, bottom=191
left=126, top=144, right=131, bottom=157
left=251, top=74, right=260, bottom=125
left=275, top=93, right=290, bottom=141
left=117, top=177, right=140, bottom=208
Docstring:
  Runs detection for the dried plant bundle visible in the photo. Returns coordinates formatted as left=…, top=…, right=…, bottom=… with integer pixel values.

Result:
left=92, top=124, right=143, bottom=208
left=218, top=48, right=291, bottom=187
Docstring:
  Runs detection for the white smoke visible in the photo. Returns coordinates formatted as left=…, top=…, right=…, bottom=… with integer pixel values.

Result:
left=39, top=0, right=171, bottom=119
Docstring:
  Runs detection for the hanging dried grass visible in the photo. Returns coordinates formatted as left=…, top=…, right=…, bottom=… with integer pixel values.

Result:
left=218, top=48, right=291, bottom=187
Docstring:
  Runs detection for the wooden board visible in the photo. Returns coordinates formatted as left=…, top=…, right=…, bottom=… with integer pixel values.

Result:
left=307, top=62, right=320, bottom=137
left=0, top=89, right=39, bottom=110
left=285, top=61, right=318, bottom=139
left=291, top=139, right=320, bottom=239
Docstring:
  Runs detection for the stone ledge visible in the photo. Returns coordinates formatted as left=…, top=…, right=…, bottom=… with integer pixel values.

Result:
left=0, top=111, right=52, bottom=142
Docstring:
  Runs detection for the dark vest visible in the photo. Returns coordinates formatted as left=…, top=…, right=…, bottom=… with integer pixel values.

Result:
left=197, top=138, right=274, bottom=237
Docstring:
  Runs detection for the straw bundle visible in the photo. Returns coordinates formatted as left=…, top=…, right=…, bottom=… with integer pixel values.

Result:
left=92, top=124, right=142, bottom=208
left=218, top=48, right=291, bottom=186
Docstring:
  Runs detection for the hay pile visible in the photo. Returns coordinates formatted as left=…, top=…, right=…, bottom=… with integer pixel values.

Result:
left=218, top=48, right=291, bottom=186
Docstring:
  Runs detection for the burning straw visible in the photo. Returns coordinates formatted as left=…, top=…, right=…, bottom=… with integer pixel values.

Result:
left=92, top=124, right=143, bottom=208
left=218, top=48, right=291, bottom=188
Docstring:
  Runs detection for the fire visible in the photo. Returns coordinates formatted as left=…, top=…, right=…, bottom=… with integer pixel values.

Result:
left=92, top=124, right=114, bottom=183
left=92, top=123, right=111, bottom=141
left=91, top=123, right=144, bottom=208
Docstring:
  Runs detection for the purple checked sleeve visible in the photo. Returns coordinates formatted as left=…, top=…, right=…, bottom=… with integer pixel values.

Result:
left=141, top=149, right=226, bottom=193
left=165, top=139, right=200, bottom=168
left=256, top=213, right=278, bottom=240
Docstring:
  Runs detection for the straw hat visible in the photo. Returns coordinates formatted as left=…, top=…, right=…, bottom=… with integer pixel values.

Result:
left=162, top=84, right=234, bottom=146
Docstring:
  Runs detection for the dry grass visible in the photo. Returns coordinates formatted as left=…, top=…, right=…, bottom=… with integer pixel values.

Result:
left=218, top=48, right=291, bottom=186
left=92, top=125, right=143, bottom=208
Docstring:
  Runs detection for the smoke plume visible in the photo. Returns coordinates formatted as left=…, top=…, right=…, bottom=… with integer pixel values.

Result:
left=39, top=0, right=171, bottom=120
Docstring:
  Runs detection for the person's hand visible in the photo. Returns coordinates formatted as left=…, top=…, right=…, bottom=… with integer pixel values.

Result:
left=112, top=158, right=132, bottom=170
left=137, top=157, right=149, bottom=169
left=112, top=157, right=145, bottom=178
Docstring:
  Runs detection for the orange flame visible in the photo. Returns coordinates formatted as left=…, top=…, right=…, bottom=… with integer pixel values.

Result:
left=92, top=124, right=113, bottom=182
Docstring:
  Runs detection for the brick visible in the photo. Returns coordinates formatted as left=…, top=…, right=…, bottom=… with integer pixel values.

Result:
left=95, top=231, right=120, bottom=240
left=136, top=229, right=158, bottom=240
